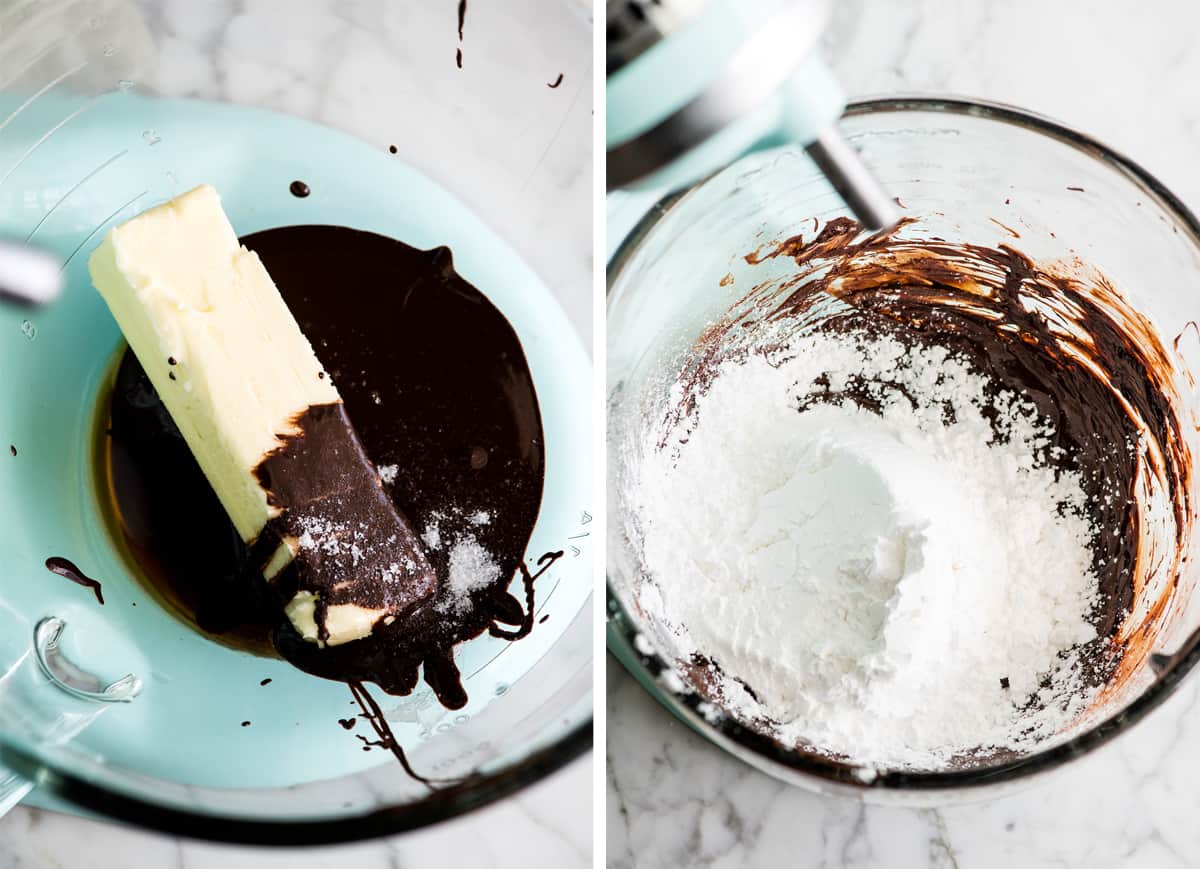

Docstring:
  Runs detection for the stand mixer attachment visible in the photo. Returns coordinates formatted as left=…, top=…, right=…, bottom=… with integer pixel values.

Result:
left=0, top=241, right=63, bottom=307
left=606, top=0, right=899, bottom=231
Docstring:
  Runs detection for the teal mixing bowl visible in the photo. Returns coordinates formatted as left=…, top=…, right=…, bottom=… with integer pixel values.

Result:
left=0, top=0, right=592, bottom=843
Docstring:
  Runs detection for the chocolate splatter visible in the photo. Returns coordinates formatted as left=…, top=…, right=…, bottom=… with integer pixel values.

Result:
left=988, top=217, right=1020, bottom=239
left=456, top=0, right=467, bottom=69
left=548, top=73, right=563, bottom=89
left=45, top=557, right=104, bottom=605
left=289, top=180, right=310, bottom=198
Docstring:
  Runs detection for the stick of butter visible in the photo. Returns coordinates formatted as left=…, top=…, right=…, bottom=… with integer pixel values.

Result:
left=89, top=184, right=435, bottom=646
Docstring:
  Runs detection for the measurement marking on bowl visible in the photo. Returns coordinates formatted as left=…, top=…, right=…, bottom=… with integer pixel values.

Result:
left=60, top=190, right=148, bottom=270
left=0, top=38, right=70, bottom=92
left=0, top=60, right=88, bottom=136
left=24, top=149, right=129, bottom=242
left=465, top=573, right=562, bottom=679
left=0, top=90, right=111, bottom=191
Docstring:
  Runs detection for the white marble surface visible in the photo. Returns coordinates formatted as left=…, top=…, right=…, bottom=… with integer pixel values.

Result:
left=607, top=1, right=1200, bottom=867
left=0, top=0, right=592, bottom=864
left=2, top=754, right=590, bottom=868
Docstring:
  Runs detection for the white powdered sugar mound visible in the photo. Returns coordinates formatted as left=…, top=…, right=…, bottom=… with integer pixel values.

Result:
left=634, top=332, right=1102, bottom=769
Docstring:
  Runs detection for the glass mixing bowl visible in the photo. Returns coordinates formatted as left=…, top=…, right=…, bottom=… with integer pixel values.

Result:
left=0, top=0, right=592, bottom=843
left=607, top=97, right=1200, bottom=803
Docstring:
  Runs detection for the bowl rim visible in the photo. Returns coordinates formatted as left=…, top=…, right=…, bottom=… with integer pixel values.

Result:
left=605, top=94, right=1200, bottom=797
left=0, top=713, right=591, bottom=844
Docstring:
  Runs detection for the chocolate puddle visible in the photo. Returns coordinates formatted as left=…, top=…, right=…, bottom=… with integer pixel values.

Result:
left=45, top=557, right=104, bottom=605
left=657, top=216, right=1194, bottom=765
left=101, top=225, right=553, bottom=734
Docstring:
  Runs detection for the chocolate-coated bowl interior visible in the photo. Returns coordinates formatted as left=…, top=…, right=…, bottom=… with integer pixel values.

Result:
left=606, top=98, right=1200, bottom=800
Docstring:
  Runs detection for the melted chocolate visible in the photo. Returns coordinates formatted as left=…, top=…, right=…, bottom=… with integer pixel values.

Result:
left=250, top=401, right=436, bottom=643
left=548, top=74, right=564, bottom=89
left=665, top=217, right=1193, bottom=759
left=289, top=181, right=310, bottom=198
left=45, top=557, right=104, bottom=605
left=101, top=225, right=551, bottom=710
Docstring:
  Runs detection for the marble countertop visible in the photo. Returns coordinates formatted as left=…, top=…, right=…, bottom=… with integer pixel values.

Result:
left=0, top=0, right=591, bottom=865
left=607, top=1, right=1200, bottom=867
left=6, top=755, right=590, bottom=869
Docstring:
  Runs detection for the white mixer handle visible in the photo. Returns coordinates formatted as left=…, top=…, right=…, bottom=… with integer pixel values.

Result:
left=0, top=241, right=64, bottom=306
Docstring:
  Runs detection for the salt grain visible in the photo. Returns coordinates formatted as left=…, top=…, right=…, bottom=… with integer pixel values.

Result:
left=437, top=535, right=501, bottom=614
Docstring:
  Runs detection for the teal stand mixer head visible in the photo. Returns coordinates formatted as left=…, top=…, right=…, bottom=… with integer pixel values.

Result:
left=605, top=0, right=899, bottom=231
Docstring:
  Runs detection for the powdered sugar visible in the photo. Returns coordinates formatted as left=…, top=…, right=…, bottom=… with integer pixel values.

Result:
left=633, top=330, right=1103, bottom=769
left=378, top=464, right=398, bottom=484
